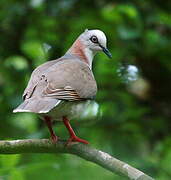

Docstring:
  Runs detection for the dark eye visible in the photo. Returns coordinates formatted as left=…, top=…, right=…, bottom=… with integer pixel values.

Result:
left=90, top=36, right=98, bottom=43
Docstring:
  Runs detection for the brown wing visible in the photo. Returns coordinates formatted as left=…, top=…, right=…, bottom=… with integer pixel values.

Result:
left=14, top=57, right=97, bottom=113
left=23, top=58, right=97, bottom=102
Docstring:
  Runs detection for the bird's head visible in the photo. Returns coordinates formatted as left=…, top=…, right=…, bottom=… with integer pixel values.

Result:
left=80, top=29, right=112, bottom=59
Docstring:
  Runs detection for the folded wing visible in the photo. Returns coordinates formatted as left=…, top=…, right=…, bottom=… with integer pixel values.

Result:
left=13, top=57, right=97, bottom=113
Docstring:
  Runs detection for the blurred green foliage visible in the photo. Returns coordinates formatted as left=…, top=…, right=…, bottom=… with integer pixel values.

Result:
left=1, top=0, right=171, bottom=179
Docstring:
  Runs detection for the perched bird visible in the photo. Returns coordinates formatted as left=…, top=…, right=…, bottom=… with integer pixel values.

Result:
left=13, top=29, right=112, bottom=144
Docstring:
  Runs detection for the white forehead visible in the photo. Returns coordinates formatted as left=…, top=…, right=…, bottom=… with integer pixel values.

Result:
left=80, top=29, right=107, bottom=46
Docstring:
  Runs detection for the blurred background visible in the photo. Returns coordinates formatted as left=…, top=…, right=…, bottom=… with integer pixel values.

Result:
left=0, top=0, right=171, bottom=179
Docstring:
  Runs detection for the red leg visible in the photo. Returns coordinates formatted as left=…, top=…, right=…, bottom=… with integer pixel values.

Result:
left=63, top=116, right=89, bottom=145
left=44, top=116, right=58, bottom=143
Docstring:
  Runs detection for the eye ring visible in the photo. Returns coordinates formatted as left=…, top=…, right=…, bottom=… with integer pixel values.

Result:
left=90, top=36, right=98, bottom=43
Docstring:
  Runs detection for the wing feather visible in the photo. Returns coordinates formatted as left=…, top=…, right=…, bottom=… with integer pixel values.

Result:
left=43, top=83, right=83, bottom=101
left=22, top=58, right=97, bottom=103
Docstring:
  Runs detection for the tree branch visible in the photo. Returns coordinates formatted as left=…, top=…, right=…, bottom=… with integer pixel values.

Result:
left=0, top=139, right=154, bottom=180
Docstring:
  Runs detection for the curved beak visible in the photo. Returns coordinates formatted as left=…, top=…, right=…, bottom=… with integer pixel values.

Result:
left=99, top=44, right=112, bottom=59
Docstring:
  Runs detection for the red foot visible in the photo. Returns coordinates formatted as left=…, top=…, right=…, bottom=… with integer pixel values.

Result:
left=51, top=134, right=58, bottom=144
left=67, top=135, right=89, bottom=145
left=63, top=116, right=89, bottom=145
left=44, top=116, right=58, bottom=144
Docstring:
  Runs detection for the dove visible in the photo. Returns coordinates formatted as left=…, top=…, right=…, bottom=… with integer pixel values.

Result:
left=13, top=29, right=112, bottom=144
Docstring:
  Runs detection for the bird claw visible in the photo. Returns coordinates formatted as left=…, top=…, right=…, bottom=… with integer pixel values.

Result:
left=50, top=135, right=58, bottom=144
left=65, top=135, right=89, bottom=146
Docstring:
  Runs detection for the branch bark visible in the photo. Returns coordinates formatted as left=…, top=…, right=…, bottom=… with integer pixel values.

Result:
left=0, top=139, right=154, bottom=180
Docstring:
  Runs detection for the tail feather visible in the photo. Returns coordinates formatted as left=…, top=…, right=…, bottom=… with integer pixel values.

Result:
left=13, top=98, right=61, bottom=113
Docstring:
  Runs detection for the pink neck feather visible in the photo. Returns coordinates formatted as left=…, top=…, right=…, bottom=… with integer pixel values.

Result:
left=67, top=39, right=90, bottom=65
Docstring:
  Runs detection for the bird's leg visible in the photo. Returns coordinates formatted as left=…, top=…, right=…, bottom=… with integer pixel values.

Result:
left=62, top=116, right=89, bottom=145
left=44, top=116, right=58, bottom=143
